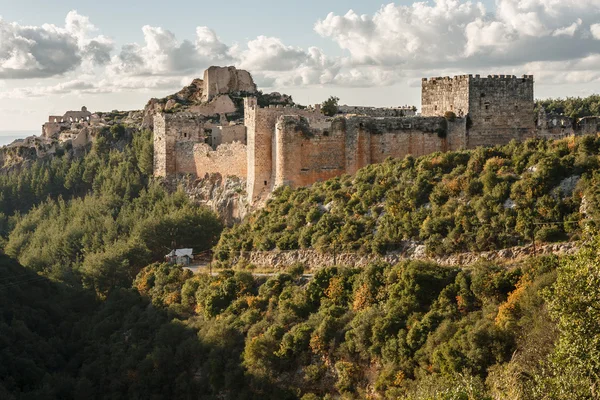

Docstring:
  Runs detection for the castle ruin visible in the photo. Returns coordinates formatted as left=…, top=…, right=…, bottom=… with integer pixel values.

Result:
left=43, top=106, right=94, bottom=138
left=153, top=67, right=599, bottom=205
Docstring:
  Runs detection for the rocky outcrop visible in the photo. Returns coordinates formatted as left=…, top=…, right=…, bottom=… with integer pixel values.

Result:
left=165, top=173, right=250, bottom=226
left=227, top=241, right=579, bottom=271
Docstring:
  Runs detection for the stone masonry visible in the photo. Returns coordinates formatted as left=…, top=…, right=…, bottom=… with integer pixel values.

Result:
left=422, top=74, right=536, bottom=147
left=154, top=67, right=599, bottom=207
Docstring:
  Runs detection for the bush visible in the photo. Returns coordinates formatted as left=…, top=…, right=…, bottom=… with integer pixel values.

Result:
left=444, top=111, right=457, bottom=121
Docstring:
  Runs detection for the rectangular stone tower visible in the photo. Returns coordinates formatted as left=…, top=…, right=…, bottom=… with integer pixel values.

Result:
left=153, top=113, right=205, bottom=177
left=421, top=74, right=535, bottom=148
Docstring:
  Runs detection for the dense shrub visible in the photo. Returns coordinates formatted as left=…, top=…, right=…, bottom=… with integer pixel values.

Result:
left=216, top=137, right=598, bottom=260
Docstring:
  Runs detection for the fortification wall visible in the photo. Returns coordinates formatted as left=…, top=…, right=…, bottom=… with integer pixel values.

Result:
left=153, top=114, right=175, bottom=177
left=422, top=76, right=470, bottom=117
left=275, top=116, right=346, bottom=188
left=467, top=75, right=535, bottom=148
left=174, top=141, right=247, bottom=177
left=245, top=98, right=327, bottom=203
left=338, top=105, right=417, bottom=117
left=272, top=115, right=468, bottom=190
left=346, top=117, right=466, bottom=168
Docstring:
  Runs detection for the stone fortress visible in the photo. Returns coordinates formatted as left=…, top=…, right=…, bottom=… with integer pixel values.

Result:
left=149, top=67, right=599, bottom=205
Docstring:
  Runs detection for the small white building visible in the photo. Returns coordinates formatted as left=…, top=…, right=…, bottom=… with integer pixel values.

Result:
left=165, top=249, right=193, bottom=266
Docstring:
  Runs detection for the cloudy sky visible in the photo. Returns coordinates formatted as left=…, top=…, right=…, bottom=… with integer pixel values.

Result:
left=1, top=0, right=600, bottom=131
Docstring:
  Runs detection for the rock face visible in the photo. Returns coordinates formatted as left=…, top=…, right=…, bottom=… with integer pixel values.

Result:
left=226, top=241, right=579, bottom=271
left=165, top=173, right=250, bottom=226
left=202, top=66, right=257, bottom=102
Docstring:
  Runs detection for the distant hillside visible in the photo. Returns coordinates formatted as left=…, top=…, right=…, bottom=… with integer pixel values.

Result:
left=215, top=136, right=600, bottom=261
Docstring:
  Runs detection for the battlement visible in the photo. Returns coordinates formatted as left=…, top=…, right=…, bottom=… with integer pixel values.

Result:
left=422, top=74, right=534, bottom=83
left=243, top=96, right=321, bottom=113
left=159, top=112, right=204, bottom=120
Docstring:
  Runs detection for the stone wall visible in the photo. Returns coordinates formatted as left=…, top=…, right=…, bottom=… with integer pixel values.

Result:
left=153, top=113, right=209, bottom=177
left=244, top=98, right=327, bottom=203
left=271, top=114, right=467, bottom=191
left=338, top=105, right=416, bottom=117
left=275, top=116, right=346, bottom=188
left=211, top=124, right=246, bottom=147
left=422, top=76, right=470, bottom=117
left=153, top=114, right=173, bottom=177
left=227, top=241, right=578, bottom=271
left=467, top=75, right=535, bottom=148
left=536, top=110, right=575, bottom=139
left=577, top=117, right=600, bottom=136
left=174, top=141, right=247, bottom=178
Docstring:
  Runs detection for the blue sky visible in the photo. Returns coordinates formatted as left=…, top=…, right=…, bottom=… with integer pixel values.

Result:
left=0, top=0, right=599, bottom=131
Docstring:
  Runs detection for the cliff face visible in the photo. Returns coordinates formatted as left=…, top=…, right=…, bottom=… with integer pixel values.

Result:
left=164, top=173, right=250, bottom=226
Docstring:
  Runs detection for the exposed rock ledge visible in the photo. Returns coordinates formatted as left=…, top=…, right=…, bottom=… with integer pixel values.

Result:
left=229, top=241, right=579, bottom=270
left=164, top=173, right=250, bottom=226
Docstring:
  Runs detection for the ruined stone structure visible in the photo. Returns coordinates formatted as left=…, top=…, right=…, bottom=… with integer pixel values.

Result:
left=42, top=106, right=94, bottom=138
left=202, top=66, right=257, bottom=102
left=272, top=114, right=465, bottom=190
left=338, top=105, right=417, bottom=117
left=243, top=98, right=328, bottom=202
left=154, top=68, right=600, bottom=206
left=153, top=113, right=247, bottom=178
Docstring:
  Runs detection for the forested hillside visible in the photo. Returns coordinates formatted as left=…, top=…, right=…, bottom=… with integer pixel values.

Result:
left=0, top=128, right=222, bottom=294
left=2, top=128, right=600, bottom=399
left=4, top=240, right=599, bottom=399
left=0, top=255, right=247, bottom=399
left=128, top=239, right=600, bottom=399
left=216, top=136, right=600, bottom=261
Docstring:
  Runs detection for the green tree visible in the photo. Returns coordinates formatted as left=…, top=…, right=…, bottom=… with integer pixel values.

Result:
left=537, top=233, right=600, bottom=398
left=321, top=96, right=340, bottom=117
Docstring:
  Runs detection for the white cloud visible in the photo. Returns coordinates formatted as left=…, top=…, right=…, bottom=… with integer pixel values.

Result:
left=591, top=23, right=600, bottom=39
left=3, top=2, right=600, bottom=97
left=315, top=0, right=600, bottom=72
left=553, top=19, right=582, bottom=37
left=0, top=10, right=113, bottom=79
left=107, top=25, right=232, bottom=77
